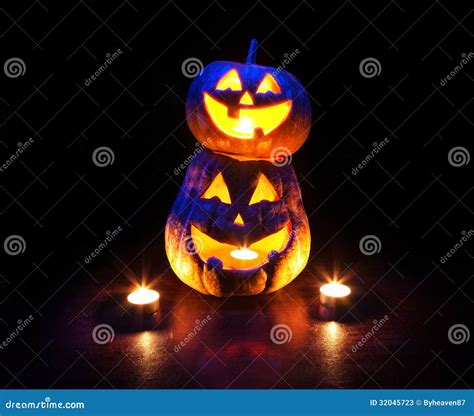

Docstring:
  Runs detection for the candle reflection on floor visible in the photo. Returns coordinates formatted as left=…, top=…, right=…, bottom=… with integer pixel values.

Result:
left=169, top=291, right=310, bottom=388
left=309, top=320, right=349, bottom=386
left=130, top=330, right=170, bottom=382
left=137, top=331, right=155, bottom=352
left=324, top=321, right=343, bottom=342
left=82, top=266, right=396, bottom=388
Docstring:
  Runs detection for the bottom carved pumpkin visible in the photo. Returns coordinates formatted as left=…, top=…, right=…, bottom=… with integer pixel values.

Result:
left=165, top=149, right=310, bottom=297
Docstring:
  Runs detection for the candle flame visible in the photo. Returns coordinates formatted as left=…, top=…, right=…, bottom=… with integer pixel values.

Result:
left=232, top=116, right=253, bottom=134
left=320, top=282, right=351, bottom=298
left=230, top=247, right=258, bottom=260
left=127, top=287, right=160, bottom=305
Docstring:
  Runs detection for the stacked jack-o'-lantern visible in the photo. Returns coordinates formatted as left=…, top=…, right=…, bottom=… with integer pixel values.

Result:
left=165, top=40, right=311, bottom=297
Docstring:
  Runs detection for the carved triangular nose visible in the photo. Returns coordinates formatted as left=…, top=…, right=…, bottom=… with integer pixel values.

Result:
left=239, top=91, right=254, bottom=105
left=233, top=213, right=245, bottom=225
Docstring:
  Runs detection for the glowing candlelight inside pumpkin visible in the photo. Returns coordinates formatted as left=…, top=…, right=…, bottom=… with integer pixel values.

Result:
left=320, top=281, right=351, bottom=309
left=230, top=247, right=258, bottom=260
left=127, top=287, right=160, bottom=314
left=233, top=116, right=253, bottom=135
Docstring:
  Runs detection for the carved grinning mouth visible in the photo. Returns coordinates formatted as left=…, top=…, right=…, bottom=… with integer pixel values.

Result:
left=203, top=93, right=292, bottom=140
left=190, top=221, right=292, bottom=270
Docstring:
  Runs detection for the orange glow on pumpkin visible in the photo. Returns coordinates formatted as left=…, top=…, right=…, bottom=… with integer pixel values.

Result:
left=166, top=40, right=312, bottom=297
left=204, top=76, right=292, bottom=139
left=215, top=69, right=242, bottom=91
left=190, top=222, right=291, bottom=270
left=249, top=174, right=279, bottom=205
left=201, top=172, right=232, bottom=204
left=256, top=73, right=281, bottom=94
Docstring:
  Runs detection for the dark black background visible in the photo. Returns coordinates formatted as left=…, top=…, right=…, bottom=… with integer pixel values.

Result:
left=0, top=0, right=472, bottom=388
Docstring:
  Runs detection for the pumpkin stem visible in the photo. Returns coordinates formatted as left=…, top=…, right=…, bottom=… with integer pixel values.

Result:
left=246, top=39, right=258, bottom=64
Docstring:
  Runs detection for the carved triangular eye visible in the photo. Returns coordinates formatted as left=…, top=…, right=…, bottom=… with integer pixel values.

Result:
left=249, top=174, right=279, bottom=205
left=239, top=91, right=254, bottom=105
left=233, top=213, right=245, bottom=225
left=201, top=172, right=232, bottom=204
left=216, top=69, right=242, bottom=91
left=256, top=73, right=281, bottom=94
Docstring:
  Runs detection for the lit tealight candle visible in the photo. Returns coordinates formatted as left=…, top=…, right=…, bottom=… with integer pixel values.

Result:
left=230, top=247, right=258, bottom=260
left=127, top=287, right=160, bottom=315
left=320, top=282, right=351, bottom=309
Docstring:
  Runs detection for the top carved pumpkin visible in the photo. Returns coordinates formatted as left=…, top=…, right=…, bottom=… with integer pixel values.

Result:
left=186, top=40, right=311, bottom=160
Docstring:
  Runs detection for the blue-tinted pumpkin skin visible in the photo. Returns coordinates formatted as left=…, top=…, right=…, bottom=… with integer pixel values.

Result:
left=186, top=60, right=311, bottom=160
left=165, top=149, right=310, bottom=297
